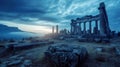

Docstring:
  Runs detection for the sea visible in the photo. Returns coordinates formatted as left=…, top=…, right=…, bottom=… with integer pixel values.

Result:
left=0, top=32, right=43, bottom=40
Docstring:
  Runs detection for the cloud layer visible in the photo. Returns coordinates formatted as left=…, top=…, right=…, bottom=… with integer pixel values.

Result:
left=0, top=0, right=120, bottom=33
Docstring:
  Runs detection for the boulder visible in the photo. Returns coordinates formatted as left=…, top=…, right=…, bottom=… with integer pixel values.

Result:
left=45, top=44, right=88, bottom=67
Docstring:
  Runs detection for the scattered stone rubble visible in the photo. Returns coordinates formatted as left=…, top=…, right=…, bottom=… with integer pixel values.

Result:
left=0, top=55, right=32, bottom=67
left=45, top=44, right=88, bottom=67
left=94, top=46, right=120, bottom=62
left=0, top=40, right=54, bottom=57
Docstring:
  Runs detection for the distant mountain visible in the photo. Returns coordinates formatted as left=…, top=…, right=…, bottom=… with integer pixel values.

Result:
left=0, top=24, right=22, bottom=33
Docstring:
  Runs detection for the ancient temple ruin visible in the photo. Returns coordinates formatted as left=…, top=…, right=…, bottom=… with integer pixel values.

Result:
left=70, top=2, right=111, bottom=38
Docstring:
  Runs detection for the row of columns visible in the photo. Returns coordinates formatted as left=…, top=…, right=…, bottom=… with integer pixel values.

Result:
left=70, top=2, right=111, bottom=37
left=71, top=20, right=99, bottom=35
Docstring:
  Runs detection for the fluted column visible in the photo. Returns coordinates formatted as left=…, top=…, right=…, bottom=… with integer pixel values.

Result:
left=89, top=21, right=92, bottom=34
left=95, top=20, right=98, bottom=30
left=84, top=22, right=86, bottom=34
left=52, top=26, right=54, bottom=34
left=79, top=23, right=82, bottom=34
left=56, top=25, right=58, bottom=34
left=71, top=20, right=74, bottom=34
left=71, top=23, right=73, bottom=34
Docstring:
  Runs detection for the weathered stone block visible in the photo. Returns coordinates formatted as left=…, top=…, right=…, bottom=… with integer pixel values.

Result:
left=45, top=44, right=88, bottom=67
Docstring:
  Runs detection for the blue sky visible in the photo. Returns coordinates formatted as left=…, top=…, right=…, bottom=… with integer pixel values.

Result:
left=0, top=0, right=120, bottom=34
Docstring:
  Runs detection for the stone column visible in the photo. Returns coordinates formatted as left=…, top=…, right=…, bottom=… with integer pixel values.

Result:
left=56, top=25, right=58, bottom=34
left=79, top=23, right=82, bottom=34
left=89, top=21, right=92, bottom=34
left=84, top=22, right=86, bottom=34
left=74, top=23, right=77, bottom=34
left=73, top=20, right=77, bottom=35
left=52, top=26, right=54, bottom=34
left=71, top=20, right=74, bottom=34
left=70, top=23, right=73, bottom=34
left=98, top=2, right=111, bottom=36
left=95, top=20, right=98, bottom=30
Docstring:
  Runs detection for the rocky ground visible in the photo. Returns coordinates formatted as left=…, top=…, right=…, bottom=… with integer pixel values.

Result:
left=0, top=37, right=120, bottom=67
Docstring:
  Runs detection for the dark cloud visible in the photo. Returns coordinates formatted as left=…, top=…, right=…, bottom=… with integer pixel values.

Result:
left=0, top=0, right=120, bottom=31
left=0, top=0, right=25, bottom=12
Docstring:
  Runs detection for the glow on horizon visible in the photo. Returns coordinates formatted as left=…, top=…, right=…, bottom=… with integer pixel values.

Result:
left=0, top=21, right=52, bottom=34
